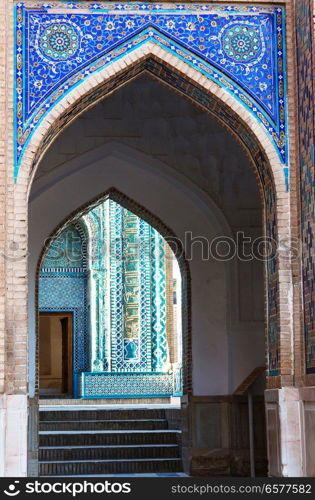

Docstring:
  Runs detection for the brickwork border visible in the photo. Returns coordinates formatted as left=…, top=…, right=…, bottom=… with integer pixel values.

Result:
left=286, top=0, right=304, bottom=388
left=0, top=0, right=9, bottom=395
left=2, top=0, right=28, bottom=396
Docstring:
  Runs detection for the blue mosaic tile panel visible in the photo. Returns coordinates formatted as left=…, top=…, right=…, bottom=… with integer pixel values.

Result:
left=15, top=2, right=288, bottom=179
left=109, top=200, right=168, bottom=372
left=81, top=371, right=174, bottom=398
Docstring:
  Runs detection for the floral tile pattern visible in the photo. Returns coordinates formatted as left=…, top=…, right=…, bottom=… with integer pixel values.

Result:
left=15, top=2, right=288, bottom=180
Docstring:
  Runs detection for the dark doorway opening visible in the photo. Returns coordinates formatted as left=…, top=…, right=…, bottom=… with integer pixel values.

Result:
left=39, top=312, right=73, bottom=397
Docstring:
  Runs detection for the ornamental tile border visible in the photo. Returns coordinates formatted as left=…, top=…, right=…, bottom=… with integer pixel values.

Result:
left=14, top=2, right=288, bottom=182
left=80, top=371, right=177, bottom=398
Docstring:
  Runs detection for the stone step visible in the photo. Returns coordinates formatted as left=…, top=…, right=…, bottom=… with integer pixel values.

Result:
left=39, top=444, right=180, bottom=461
left=39, top=430, right=181, bottom=447
left=39, top=458, right=183, bottom=476
left=38, top=407, right=183, bottom=476
left=39, top=419, right=168, bottom=431
left=39, top=409, right=166, bottom=422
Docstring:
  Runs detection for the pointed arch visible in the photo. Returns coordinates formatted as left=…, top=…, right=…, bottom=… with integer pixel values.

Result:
left=36, top=187, right=191, bottom=395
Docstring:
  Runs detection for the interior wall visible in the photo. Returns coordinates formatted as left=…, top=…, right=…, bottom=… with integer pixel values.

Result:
left=28, top=76, right=264, bottom=398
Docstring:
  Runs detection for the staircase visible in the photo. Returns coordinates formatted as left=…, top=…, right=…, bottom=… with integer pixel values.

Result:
left=39, top=408, right=183, bottom=476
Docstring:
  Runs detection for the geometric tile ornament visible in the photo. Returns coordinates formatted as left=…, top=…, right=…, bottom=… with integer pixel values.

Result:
left=107, top=199, right=170, bottom=374
left=80, top=372, right=175, bottom=398
left=15, top=2, right=288, bottom=184
left=151, top=229, right=169, bottom=371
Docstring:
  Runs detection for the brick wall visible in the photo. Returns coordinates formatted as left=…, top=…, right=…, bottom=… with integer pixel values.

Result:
left=0, top=0, right=7, bottom=394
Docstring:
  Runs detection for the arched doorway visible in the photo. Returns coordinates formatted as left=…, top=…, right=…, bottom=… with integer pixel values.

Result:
left=37, top=191, right=186, bottom=401
left=25, top=73, right=270, bottom=476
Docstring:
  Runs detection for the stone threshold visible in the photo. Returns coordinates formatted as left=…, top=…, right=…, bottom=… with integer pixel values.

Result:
left=39, top=458, right=181, bottom=464
left=39, top=397, right=181, bottom=410
left=39, top=430, right=182, bottom=435
left=39, top=444, right=179, bottom=449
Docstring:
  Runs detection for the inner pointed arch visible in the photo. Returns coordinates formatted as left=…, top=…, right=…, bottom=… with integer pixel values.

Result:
left=37, top=187, right=191, bottom=398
